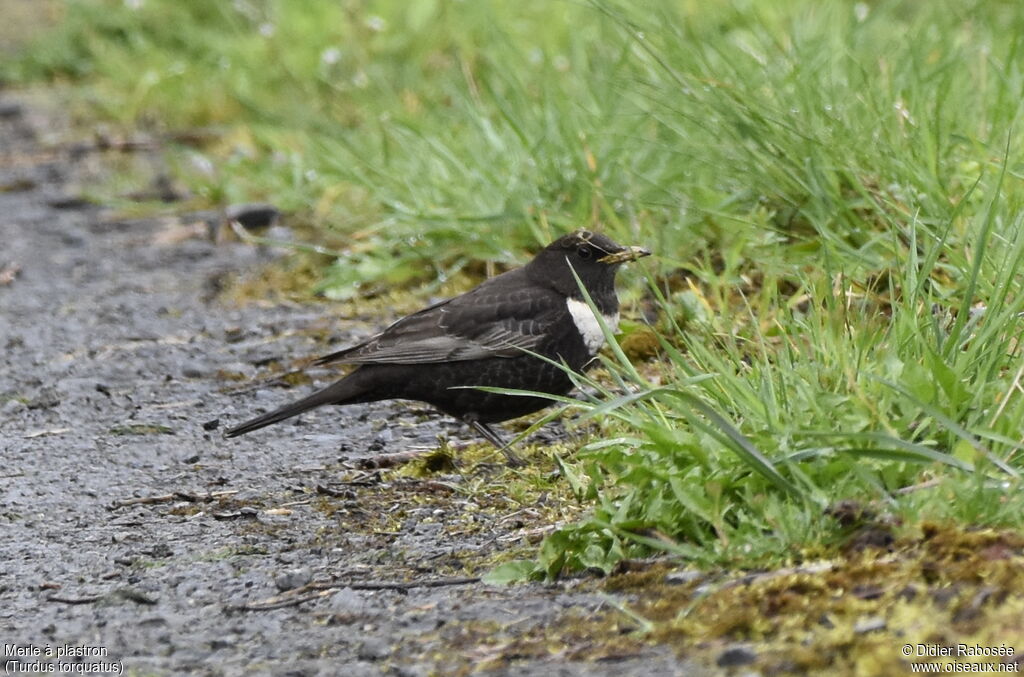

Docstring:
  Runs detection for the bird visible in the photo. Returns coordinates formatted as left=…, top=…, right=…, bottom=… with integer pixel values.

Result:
left=225, top=229, right=650, bottom=464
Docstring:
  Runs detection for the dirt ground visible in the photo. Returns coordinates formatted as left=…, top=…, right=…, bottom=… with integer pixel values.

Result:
left=0, top=92, right=711, bottom=676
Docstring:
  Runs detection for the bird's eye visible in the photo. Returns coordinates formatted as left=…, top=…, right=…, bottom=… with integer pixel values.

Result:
left=577, top=245, right=593, bottom=260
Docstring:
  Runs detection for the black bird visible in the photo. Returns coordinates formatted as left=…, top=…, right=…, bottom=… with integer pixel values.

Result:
left=225, top=230, right=650, bottom=463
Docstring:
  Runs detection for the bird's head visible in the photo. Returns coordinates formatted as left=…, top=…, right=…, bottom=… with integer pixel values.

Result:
left=527, top=229, right=650, bottom=305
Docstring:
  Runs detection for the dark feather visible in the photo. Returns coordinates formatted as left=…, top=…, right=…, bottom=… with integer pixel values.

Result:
left=224, top=377, right=366, bottom=437
left=315, top=269, right=564, bottom=366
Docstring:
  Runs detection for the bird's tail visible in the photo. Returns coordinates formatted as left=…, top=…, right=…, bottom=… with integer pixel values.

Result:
left=224, top=375, right=366, bottom=438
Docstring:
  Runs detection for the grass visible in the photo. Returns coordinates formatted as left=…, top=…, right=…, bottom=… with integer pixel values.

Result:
left=7, top=0, right=1024, bottom=585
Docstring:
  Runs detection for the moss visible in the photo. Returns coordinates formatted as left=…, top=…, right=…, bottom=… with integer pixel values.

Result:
left=218, top=252, right=330, bottom=305
left=619, top=326, right=661, bottom=362
left=427, top=522, right=1024, bottom=674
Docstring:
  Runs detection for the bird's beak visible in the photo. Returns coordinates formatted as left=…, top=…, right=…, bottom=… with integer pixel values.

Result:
left=598, top=245, right=652, bottom=264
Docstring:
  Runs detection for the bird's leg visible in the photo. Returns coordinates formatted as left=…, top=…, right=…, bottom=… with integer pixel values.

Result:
left=465, top=419, right=525, bottom=467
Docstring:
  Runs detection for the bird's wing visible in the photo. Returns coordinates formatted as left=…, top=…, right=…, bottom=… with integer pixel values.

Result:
left=315, top=273, right=563, bottom=366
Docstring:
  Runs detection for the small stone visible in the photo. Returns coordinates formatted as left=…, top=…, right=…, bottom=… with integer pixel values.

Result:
left=854, top=616, right=886, bottom=634
left=825, top=499, right=874, bottom=526
left=114, top=587, right=159, bottom=605
left=0, top=101, right=24, bottom=119
left=665, top=570, right=705, bottom=585
left=413, top=522, right=442, bottom=535
left=388, top=666, right=426, bottom=677
left=47, top=194, right=93, bottom=210
left=274, top=568, right=312, bottom=592
left=26, top=386, right=61, bottom=410
left=356, top=638, right=389, bottom=661
left=181, top=364, right=204, bottom=378
left=212, top=507, right=259, bottom=520
left=143, top=543, right=174, bottom=559
left=931, top=585, right=961, bottom=609
left=328, top=588, right=368, bottom=616
left=223, top=327, right=245, bottom=343
left=843, top=525, right=895, bottom=552
left=851, top=583, right=884, bottom=600
left=225, top=203, right=280, bottom=231
left=717, top=645, right=757, bottom=668
left=897, top=584, right=918, bottom=601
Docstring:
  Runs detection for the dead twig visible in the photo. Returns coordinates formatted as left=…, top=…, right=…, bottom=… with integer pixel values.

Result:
left=355, top=449, right=434, bottom=469
left=0, top=261, right=21, bottom=286
left=108, top=489, right=239, bottom=510
left=316, top=472, right=384, bottom=493
left=412, top=480, right=459, bottom=493
left=232, top=591, right=329, bottom=611
left=893, top=478, right=942, bottom=495
left=22, top=428, right=71, bottom=439
left=47, top=594, right=105, bottom=605
left=231, top=576, right=481, bottom=612
left=47, top=588, right=158, bottom=605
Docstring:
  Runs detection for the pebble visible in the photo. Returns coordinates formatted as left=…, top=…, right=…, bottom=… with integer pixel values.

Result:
left=356, top=638, right=389, bottom=661
left=225, top=203, right=280, bottom=230
left=143, top=543, right=174, bottom=559
left=664, top=570, right=705, bottom=585
left=0, top=101, right=24, bottom=118
left=717, top=645, right=757, bottom=667
left=26, top=386, right=61, bottom=410
left=854, top=616, right=887, bottom=634
left=328, top=588, right=369, bottom=615
left=181, top=364, right=204, bottom=378
left=274, top=568, right=312, bottom=592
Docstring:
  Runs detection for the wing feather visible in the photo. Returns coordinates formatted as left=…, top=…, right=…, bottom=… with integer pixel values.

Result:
left=315, top=270, right=561, bottom=366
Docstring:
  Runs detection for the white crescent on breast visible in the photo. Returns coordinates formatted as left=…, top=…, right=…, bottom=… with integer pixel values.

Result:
left=566, top=298, right=618, bottom=355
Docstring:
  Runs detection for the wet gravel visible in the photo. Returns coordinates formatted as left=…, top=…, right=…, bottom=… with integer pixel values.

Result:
left=0, top=93, right=707, bottom=676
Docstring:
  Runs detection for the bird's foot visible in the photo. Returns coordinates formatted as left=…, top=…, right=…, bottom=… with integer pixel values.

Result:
left=464, top=419, right=527, bottom=468
left=500, top=447, right=526, bottom=468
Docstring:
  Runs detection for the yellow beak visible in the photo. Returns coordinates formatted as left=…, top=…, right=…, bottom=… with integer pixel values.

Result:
left=598, top=245, right=651, bottom=264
